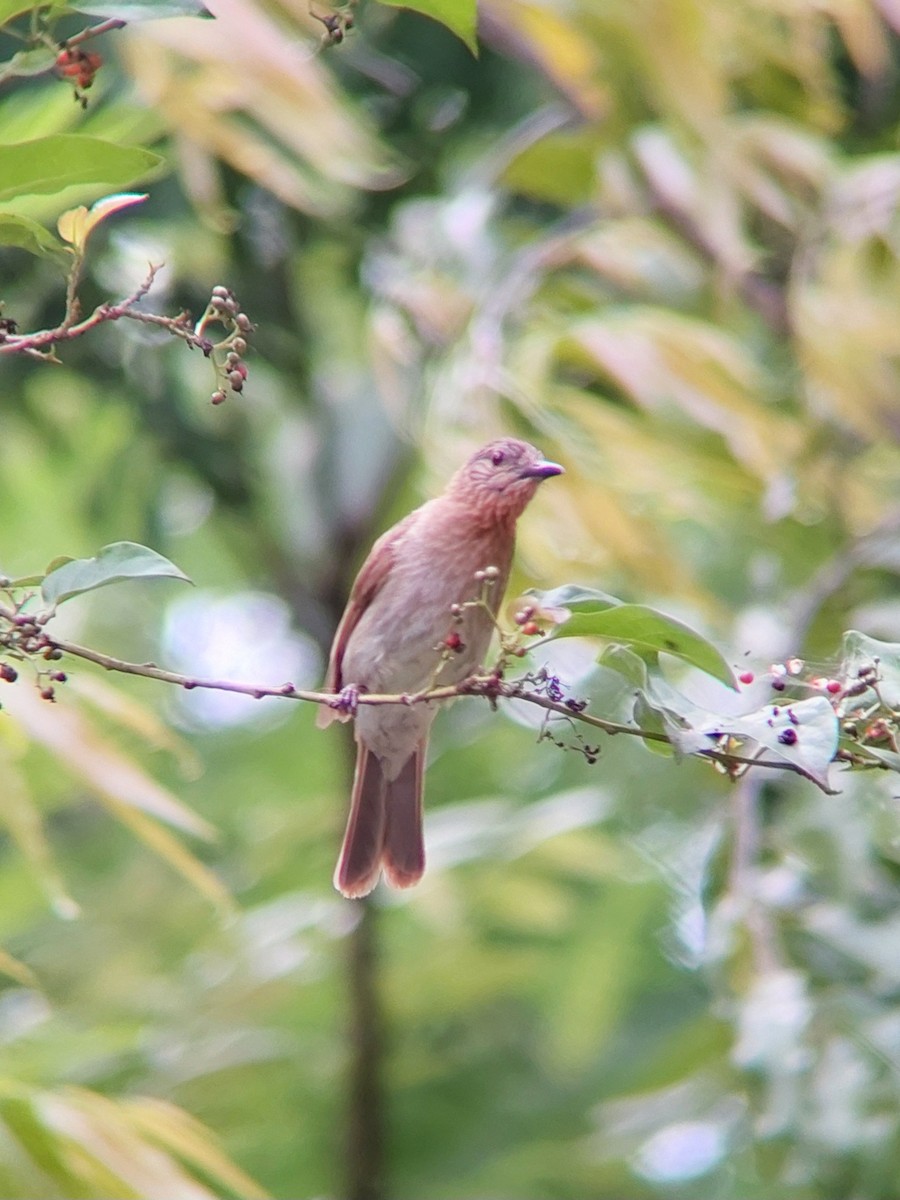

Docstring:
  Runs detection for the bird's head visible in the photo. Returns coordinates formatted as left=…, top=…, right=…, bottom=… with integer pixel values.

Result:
left=448, top=438, right=564, bottom=521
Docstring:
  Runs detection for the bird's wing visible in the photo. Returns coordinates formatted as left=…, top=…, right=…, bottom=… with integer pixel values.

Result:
left=320, top=508, right=421, bottom=704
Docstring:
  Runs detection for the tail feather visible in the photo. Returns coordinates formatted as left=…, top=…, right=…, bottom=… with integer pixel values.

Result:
left=334, top=742, right=426, bottom=898
left=382, top=746, right=425, bottom=890
left=333, top=746, right=387, bottom=899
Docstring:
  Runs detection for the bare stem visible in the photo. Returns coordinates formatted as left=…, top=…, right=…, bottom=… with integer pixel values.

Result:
left=62, top=18, right=126, bottom=47
left=0, top=265, right=184, bottom=358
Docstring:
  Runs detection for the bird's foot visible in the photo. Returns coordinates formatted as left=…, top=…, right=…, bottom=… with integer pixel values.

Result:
left=332, top=684, right=361, bottom=717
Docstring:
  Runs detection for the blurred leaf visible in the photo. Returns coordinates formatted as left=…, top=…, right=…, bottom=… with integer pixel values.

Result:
left=22, top=1084, right=264, bottom=1198
left=377, top=0, right=478, bottom=52
left=0, top=948, right=38, bottom=989
left=73, top=0, right=212, bottom=15
left=841, top=630, right=900, bottom=708
left=0, top=214, right=68, bottom=260
left=0, top=137, right=163, bottom=203
left=57, top=192, right=147, bottom=253
left=69, top=674, right=202, bottom=780
left=121, top=4, right=404, bottom=219
left=0, top=1, right=64, bottom=23
left=41, top=541, right=191, bottom=608
left=481, top=0, right=607, bottom=115
left=0, top=737, right=79, bottom=919
left=124, top=1097, right=269, bottom=1199
left=0, top=46, right=56, bottom=84
left=98, top=795, right=233, bottom=914
left=2, top=684, right=215, bottom=841
left=504, top=129, right=598, bottom=206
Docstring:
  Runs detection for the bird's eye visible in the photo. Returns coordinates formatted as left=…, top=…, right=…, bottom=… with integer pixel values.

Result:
left=490, top=450, right=505, bottom=466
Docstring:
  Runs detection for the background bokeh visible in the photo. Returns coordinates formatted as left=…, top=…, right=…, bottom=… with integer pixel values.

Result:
left=3, top=0, right=900, bottom=1196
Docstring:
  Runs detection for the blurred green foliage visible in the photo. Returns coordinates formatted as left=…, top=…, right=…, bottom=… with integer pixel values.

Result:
left=3, top=0, right=900, bottom=1197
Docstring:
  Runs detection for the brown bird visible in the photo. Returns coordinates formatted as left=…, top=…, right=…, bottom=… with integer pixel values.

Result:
left=318, top=437, right=563, bottom=898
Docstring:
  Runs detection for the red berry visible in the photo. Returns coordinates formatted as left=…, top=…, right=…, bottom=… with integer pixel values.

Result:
left=444, top=631, right=463, bottom=651
left=522, top=620, right=540, bottom=636
left=739, top=671, right=754, bottom=685
left=826, top=680, right=842, bottom=694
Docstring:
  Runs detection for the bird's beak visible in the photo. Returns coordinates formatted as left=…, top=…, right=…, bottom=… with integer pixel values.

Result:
left=521, top=458, right=564, bottom=480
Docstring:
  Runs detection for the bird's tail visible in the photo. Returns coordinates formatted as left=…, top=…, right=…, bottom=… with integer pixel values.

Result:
left=334, top=743, right=425, bottom=898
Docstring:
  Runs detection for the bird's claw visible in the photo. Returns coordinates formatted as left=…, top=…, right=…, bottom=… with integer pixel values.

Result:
left=332, top=684, right=361, bottom=718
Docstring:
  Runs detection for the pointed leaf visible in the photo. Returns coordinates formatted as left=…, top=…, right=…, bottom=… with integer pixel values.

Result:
left=0, top=137, right=162, bottom=204
left=532, top=587, right=734, bottom=688
left=41, top=542, right=191, bottom=608
left=376, top=0, right=477, bottom=52
left=57, top=192, right=147, bottom=253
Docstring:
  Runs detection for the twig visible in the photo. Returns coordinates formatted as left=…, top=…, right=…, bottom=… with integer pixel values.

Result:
left=62, top=18, right=126, bottom=48
left=13, top=628, right=836, bottom=788
left=0, top=265, right=164, bottom=358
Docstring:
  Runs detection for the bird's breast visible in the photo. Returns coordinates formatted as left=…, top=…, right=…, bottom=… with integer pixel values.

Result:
left=341, top=518, right=514, bottom=696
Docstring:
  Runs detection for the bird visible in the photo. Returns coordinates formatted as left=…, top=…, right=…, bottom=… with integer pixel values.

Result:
left=318, top=437, right=563, bottom=899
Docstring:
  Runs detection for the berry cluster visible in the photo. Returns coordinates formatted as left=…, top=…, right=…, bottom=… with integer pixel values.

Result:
left=55, top=46, right=103, bottom=108
left=311, top=4, right=355, bottom=45
left=194, top=286, right=254, bottom=405
left=738, top=655, right=898, bottom=759
left=0, top=600, right=66, bottom=706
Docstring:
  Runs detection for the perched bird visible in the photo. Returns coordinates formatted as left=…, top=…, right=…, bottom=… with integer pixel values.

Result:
left=318, top=437, right=563, bottom=898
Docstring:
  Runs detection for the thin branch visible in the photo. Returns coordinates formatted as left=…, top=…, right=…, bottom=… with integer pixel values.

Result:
left=62, top=18, right=126, bottom=47
left=0, top=265, right=164, bottom=357
left=14, top=628, right=840, bottom=789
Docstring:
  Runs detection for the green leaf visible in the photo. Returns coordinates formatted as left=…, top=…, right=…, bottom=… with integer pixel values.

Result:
left=632, top=693, right=676, bottom=756
left=0, top=46, right=56, bottom=84
left=72, top=0, right=212, bottom=15
left=533, top=586, right=735, bottom=688
left=41, top=542, right=191, bottom=608
left=0, top=1, right=61, bottom=23
left=5, top=574, right=45, bottom=588
left=375, top=0, right=477, bottom=53
left=0, top=214, right=68, bottom=260
left=0, top=136, right=163, bottom=204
